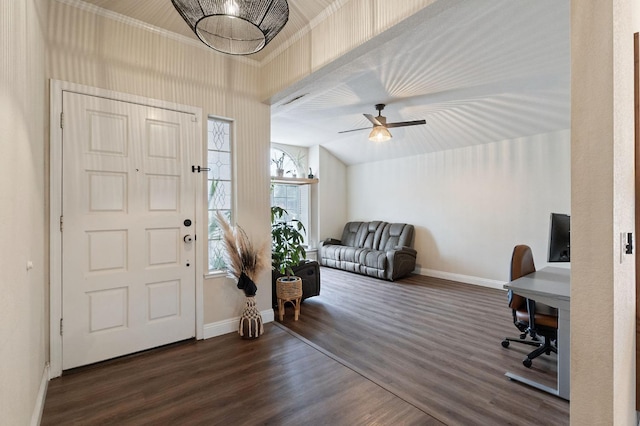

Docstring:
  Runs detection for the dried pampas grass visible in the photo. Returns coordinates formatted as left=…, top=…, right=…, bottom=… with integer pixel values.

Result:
left=216, top=212, right=269, bottom=283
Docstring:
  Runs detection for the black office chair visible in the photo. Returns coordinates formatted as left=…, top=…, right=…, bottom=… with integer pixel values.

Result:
left=501, top=245, right=558, bottom=368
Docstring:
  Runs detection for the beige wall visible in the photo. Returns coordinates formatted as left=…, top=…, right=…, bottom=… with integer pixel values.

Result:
left=317, top=146, right=348, bottom=242
left=3, top=0, right=639, bottom=423
left=348, top=130, right=571, bottom=286
left=0, top=0, right=49, bottom=423
left=48, top=1, right=272, bottom=325
left=571, top=0, right=637, bottom=423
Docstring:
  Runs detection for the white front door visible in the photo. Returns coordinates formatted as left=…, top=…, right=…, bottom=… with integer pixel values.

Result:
left=62, top=91, right=198, bottom=370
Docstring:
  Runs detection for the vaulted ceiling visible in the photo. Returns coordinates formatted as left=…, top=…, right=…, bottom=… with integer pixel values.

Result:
left=71, top=0, right=570, bottom=165
left=73, top=0, right=342, bottom=62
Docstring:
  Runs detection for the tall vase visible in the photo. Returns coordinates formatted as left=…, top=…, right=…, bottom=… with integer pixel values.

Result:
left=239, top=296, right=264, bottom=339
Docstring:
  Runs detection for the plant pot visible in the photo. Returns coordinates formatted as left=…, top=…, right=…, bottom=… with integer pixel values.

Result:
left=276, top=276, right=302, bottom=321
left=239, top=296, right=264, bottom=339
left=276, top=168, right=284, bottom=177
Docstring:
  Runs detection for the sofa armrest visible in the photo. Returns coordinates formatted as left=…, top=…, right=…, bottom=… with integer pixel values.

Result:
left=394, top=246, right=417, bottom=256
left=385, top=247, right=417, bottom=281
left=320, top=238, right=342, bottom=247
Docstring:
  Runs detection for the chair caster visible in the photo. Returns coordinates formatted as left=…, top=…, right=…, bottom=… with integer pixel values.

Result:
left=523, top=358, right=532, bottom=368
left=501, top=340, right=510, bottom=348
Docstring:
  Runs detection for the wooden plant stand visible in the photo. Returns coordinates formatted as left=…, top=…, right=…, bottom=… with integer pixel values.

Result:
left=276, top=276, right=303, bottom=321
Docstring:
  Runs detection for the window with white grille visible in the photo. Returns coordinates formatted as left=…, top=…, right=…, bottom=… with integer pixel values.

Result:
left=207, top=117, right=233, bottom=272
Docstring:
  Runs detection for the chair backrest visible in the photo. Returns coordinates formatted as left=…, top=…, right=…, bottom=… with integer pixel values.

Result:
left=511, top=245, right=536, bottom=280
left=508, top=245, right=536, bottom=310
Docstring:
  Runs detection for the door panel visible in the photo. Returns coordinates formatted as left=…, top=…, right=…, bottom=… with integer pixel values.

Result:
left=62, top=92, right=197, bottom=370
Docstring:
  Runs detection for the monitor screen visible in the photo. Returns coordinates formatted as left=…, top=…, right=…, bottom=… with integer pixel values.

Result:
left=548, top=213, right=570, bottom=262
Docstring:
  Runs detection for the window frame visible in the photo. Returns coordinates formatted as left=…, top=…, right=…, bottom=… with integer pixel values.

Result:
left=270, top=147, right=309, bottom=244
left=206, top=115, right=234, bottom=276
left=271, top=147, right=302, bottom=177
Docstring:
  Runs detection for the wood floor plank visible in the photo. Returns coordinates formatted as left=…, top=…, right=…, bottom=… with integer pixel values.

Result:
left=280, top=267, right=569, bottom=426
left=43, top=267, right=569, bottom=425
left=42, top=325, right=440, bottom=425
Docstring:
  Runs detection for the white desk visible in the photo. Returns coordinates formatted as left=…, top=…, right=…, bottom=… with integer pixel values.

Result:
left=503, top=266, right=570, bottom=400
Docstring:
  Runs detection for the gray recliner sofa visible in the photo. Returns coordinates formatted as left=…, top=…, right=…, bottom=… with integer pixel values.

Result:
left=319, top=221, right=417, bottom=281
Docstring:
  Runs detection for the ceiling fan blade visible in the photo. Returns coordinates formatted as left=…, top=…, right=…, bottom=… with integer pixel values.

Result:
left=338, top=126, right=372, bottom=134
left=385, top=119, right=427, bottom=129
left=364, top=113, right=382, bottom=126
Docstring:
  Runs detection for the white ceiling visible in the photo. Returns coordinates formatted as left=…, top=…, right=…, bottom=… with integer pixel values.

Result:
left=74, top=0, right=570, bottom=166
left=75, top=0, right=343, bottom=62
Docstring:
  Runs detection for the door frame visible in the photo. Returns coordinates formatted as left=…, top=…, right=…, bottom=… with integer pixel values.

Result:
left=635, top=32, right=639, bottom=410
left=49, top=80, right=205, bottom=378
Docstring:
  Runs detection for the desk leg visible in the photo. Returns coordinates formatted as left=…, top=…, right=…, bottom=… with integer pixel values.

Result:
left=505, top=306, right=571, bottom=400
left=557, top=307, right=570, bottom=400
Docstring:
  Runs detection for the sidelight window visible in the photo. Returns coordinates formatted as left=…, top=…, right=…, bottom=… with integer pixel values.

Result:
left=207, top=117, right=233, bottom=272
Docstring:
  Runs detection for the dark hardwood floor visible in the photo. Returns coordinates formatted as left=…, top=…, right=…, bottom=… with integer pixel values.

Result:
left=280, top=268, right=569, bottom=425
left=42, top=268, right=569, bottom=425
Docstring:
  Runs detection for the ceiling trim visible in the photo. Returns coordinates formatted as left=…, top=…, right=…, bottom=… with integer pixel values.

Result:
left=257, top=0, right=351, bottom=66
left=55, top=0, right=260, bottom=67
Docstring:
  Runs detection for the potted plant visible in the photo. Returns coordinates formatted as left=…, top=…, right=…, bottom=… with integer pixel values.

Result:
left=290, top=151, right=306, bottom=178
left=271, top=206, right=306, bottom=320
left=271, top=152, right=285, bottom=177
left=216, top=212, right=269, bottom=338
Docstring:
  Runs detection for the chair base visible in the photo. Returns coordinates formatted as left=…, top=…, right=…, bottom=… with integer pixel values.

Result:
left=522, top=337, right=557, bottom=368
left=501, top=336, right=540, bottom=348
left=502, top=334, right=557, bottom=368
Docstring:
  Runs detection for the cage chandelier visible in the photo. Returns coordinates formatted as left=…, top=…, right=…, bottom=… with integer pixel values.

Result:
left=171, top=0, right=289, bottom=55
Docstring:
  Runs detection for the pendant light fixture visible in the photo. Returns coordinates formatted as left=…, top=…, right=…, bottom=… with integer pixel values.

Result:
left=368, top=126, right=392, bottom=142
left=340, top=104, right=425, bottom=142
left=172, top=0, right=289, bottom=55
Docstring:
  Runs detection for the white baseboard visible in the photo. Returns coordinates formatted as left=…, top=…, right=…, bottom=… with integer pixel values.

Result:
left=31, top=363, right=50, bottom=426
left=261, top=308, right=275, bottom=324
left=203, top=309, right=275, bottom=340
left=417, top=268, right=506, bottom=290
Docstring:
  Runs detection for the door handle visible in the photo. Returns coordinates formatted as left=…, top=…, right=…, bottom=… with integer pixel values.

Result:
left=183, top=235, right=193, bottom=243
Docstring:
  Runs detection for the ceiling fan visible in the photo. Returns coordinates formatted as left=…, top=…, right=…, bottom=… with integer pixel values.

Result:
left=338, top=104, right=426, bottom=142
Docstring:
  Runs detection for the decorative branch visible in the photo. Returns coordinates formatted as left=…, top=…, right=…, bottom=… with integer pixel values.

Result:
left=216, top=212, right=269, bottom=284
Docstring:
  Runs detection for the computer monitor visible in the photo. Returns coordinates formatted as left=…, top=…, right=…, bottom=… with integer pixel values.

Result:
left=548, top=213, right=570, bottom=262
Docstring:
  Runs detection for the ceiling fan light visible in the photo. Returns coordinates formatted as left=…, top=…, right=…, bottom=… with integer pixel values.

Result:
left=369, top=126, right=392, bottom=142
left=171, top=0, right=289, bottom=55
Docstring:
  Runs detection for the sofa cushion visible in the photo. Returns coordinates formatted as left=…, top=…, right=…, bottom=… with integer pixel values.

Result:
left=362, top=221, right=384, bottom=249
left=320, top=244, right=342, bottom=262
left=340, top=246, right=358, bottom=263
left=357, top=249, right=386, bottom=270
left=341, top=222, right=364, bottom=247
left=381, top=223, right=413, bottom=251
